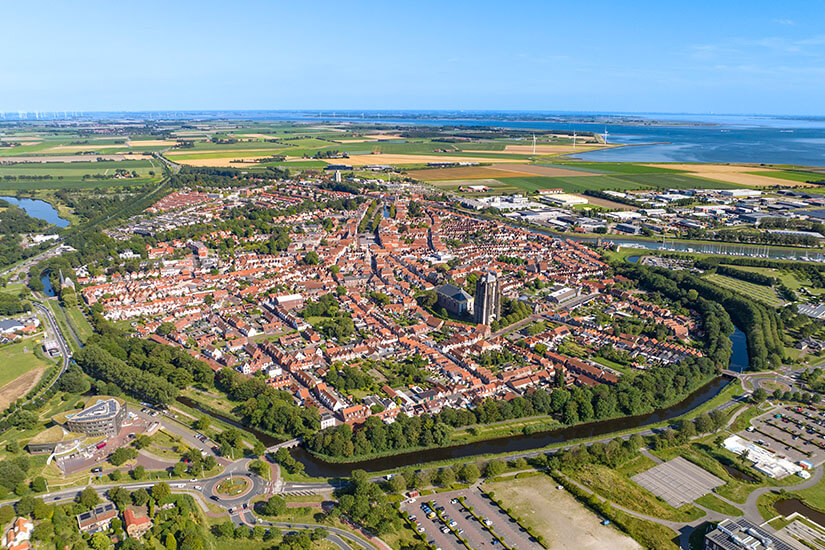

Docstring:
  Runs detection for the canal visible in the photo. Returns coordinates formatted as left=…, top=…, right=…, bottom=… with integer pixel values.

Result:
left=184, top=323, right=750, bottom=476
left=290, top=374, right=734, bottom=477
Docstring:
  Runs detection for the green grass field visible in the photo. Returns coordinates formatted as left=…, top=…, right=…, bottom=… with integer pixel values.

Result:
left=746, top=170, right=825, bottom=183
left=0, top=338, right=50, bottom=388
left=703, top=273, right=785, bottom=306
left=0, top=158, right=162, bottom=190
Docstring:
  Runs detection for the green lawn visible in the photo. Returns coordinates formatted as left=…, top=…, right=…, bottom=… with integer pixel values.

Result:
left=566, top=463, right=705, bottom=522
left=64, top=302, right=94, bottom=342
left=695, top=494, right=743, bottom=516
left=0, top=338, right=50, bottom=387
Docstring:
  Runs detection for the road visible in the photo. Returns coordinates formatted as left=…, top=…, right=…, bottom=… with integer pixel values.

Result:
left=21, top=301, right=72, bottom=407
left=0, top=244, right=64, bottom=279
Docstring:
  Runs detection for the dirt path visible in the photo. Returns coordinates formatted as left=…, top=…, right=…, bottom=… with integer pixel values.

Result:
left=487, top=474, right=642, bottom=550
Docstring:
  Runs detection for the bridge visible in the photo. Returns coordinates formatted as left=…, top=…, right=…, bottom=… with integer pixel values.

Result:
left=267, top=438, right=301, bottom=452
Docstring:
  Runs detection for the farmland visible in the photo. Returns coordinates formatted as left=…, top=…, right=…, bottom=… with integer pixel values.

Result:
left=703, top=273, right=786, bottom=307
left=0, top=158, right=163, bottom=189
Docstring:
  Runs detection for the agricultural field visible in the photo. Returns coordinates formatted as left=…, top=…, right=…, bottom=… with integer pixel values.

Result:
left=644, top=163, right=810, bottom=187
left=0, top=158, right=163, bottom=190
left=745, top=170, right=825, bottom=184
left=703, top=273, right=786, bottom=307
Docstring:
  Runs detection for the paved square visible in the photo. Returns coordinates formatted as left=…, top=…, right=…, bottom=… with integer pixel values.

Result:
left=631, top=456, right=724, bottom=508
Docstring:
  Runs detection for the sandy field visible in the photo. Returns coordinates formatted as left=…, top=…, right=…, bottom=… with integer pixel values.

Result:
left=0, top=368, right=44, bottom=412
left=173, top=157, right=268, bottom=168
left=575, top=194, right=634, bottom=210
left=408, top=166, right=528, bottom=180
left=1, top=136, right=42, bottom=141
left=429, top=178, right=510, bottom=189
left=341, top=153, right=524, bottom=166
left=235, top=133, right=279, bottom=140
left=166, top=148, right=282, bottom=157
left=644, top=163, right=812, bottom=187
left=127, top=139, right=177, bottom=147
left=363, top=133, right=405, bottom=140
left=47, top=144, right=129, bottom=152
left=0, top=154, right=150, bottom=163
left=485, top=476, right=641, bottom=550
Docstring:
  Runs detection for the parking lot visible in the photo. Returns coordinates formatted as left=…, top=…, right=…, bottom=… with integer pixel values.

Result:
left=738, top=405, right=825, bottom=469
left=632, top=457, right=724, bottom=508
left=401, top=487, right=541, bottom=550
left=58, top=410, right=154, bottom=474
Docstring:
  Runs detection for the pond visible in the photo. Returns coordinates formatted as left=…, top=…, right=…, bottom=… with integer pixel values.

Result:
left=720, top=462, right=758, bottom=483
left=41, top=272, right=57, bottom=298
left=0, top=196, right=69, bottom=227
left=775, top=498, right=825, bottom=527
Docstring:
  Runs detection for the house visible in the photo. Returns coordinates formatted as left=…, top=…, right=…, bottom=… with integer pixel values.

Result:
left=77, top=503, right=118, bottom=533
left=123, top=509, right=153, bottom=539
left=3, top=518, right=33, bottom=550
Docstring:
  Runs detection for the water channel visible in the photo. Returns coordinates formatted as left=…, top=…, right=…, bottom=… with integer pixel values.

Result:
left=775, top=499, right=825, bottom=529
left=181, top=312, right=750, bottom=477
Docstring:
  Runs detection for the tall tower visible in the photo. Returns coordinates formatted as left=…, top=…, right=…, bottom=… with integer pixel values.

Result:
left=474, top=273, right=501, bottom=326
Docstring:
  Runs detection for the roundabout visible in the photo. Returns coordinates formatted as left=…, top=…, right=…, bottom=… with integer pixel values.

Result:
left=214, top=476, right=252, bottom=498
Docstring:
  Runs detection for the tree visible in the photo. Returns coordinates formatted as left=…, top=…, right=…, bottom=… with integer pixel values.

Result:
left=194, top=416, right=211, bottom=431
left=79, top=486, right=100, bottom=510
left=165, top=533, right=178, bottom=550
left=109, top=487, right=131, bottom=510
left=303, top=251, right=320, bottom=265
left=263, top=495, right=286, bottom=516
left=0, top=506, right=13, bottom=525
left=156, top=322, right=175, bottom=337
left=436, top=467, right=455, bottom=487
left=214, top=522, right=234, bottom=538
left=752, top=387, right=768, bottom=403
left=460, top=463, right=480, bottom=484
left=90, top=532, right=111, bottom=550
left=131, top=487, right=150, bottom=506
left=16, top=495, right=36, bottom=516
left=485, top=460, right=505, bottom=478
left=253, top=440, right=266, bottom=457
left=388, top=475, right=406, bottom=494
left=413, top=469, right=430, bottom=489
left=110, top=447, right=137, bottom=466
left=132, top=465, right=145, bottom=480
left=32, top=499, right=52, bottom=520
left=30, top=477, right=47, bottom=493
left=152, top=482, right=171, bottom=501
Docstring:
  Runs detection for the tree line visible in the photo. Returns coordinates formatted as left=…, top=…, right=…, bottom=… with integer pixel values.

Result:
left=619, top=263, right=784, bottom=370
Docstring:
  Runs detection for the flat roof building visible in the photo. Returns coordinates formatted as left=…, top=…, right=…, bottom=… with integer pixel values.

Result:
left=705, top=518, right=796, bottom=550
left=65, top=398, right=126, bottom=437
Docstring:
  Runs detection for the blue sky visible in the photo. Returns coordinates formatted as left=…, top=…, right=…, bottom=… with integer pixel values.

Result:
left=3, top=0, right=825, bottom=114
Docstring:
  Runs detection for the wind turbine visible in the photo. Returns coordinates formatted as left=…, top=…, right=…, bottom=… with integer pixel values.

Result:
left=532, top=134, right=536, bottom=155
left=573, top=131, right=577, bottom=150
left=603, top=127, right=608, bottom=145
